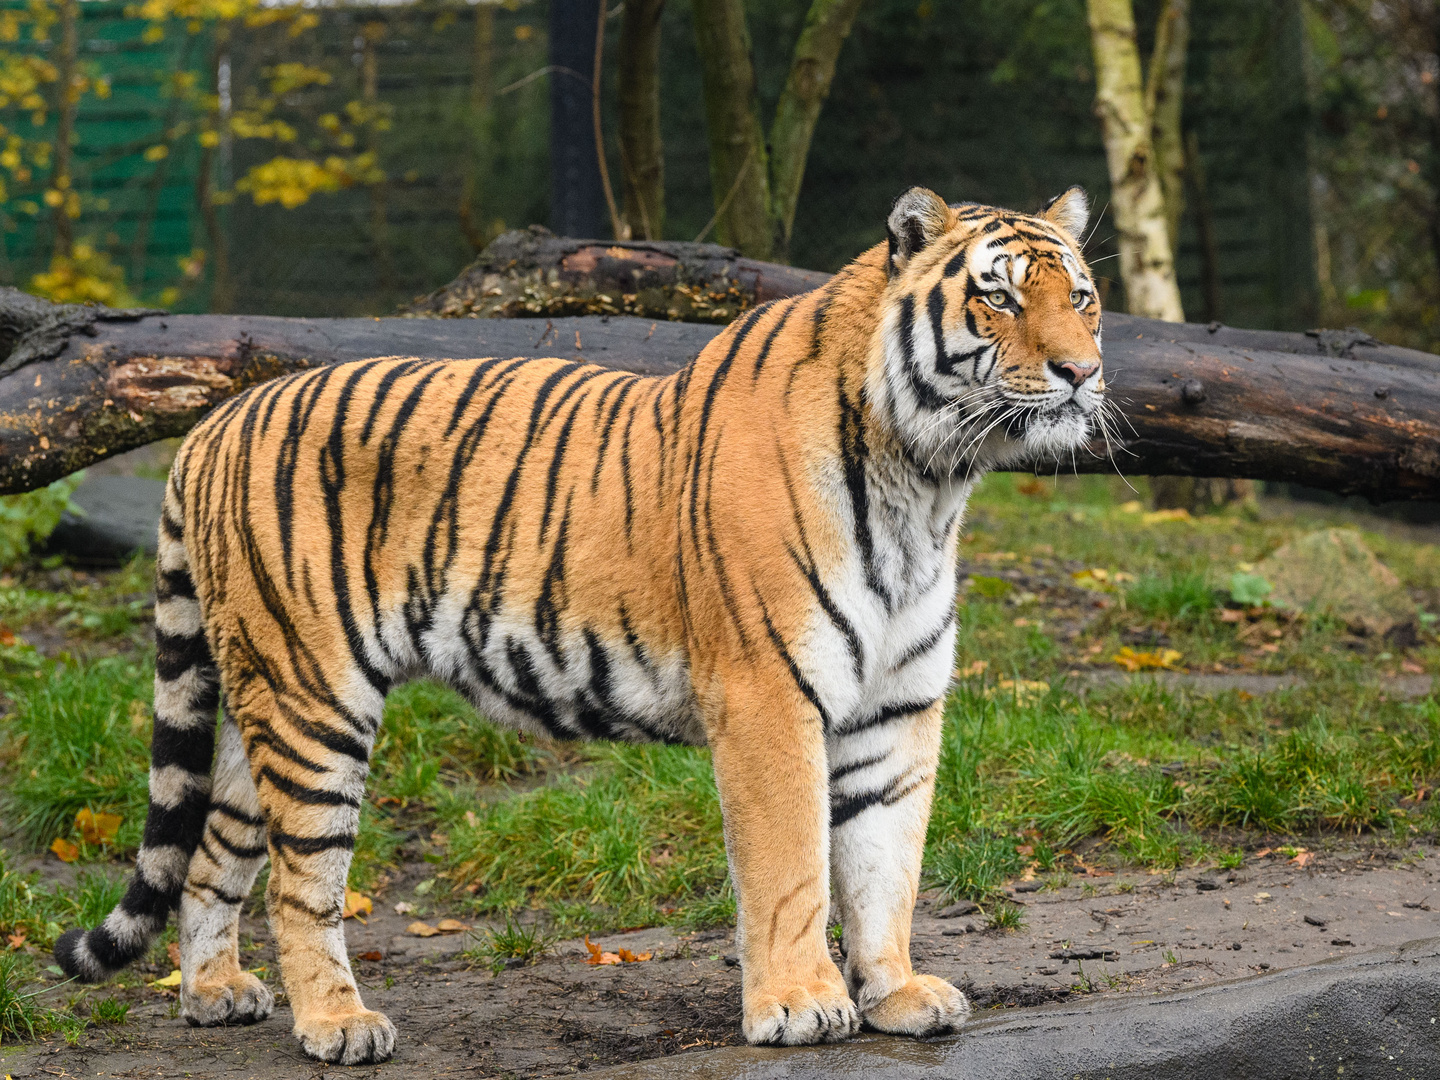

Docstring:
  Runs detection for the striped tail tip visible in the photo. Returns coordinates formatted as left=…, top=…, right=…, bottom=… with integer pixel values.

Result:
left=54, top=912, right=168, bottom=983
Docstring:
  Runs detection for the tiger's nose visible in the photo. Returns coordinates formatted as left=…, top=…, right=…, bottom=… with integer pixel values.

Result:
left=1047, top=359, right=1100, bottom=387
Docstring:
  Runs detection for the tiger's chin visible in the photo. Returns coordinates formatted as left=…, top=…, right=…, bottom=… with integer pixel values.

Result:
left=996, top=403, right=1098, bottom=465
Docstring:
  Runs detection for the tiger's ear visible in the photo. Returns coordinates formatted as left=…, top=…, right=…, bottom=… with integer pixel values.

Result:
left=887, top=187, right=952, bottom=278
left=1042, top=186, right=1089, bottom=241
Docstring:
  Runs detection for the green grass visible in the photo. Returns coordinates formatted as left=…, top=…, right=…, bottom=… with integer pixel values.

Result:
left=464, top=915, right=557, bottom=974
left=0, top=469, right=1435, bottom=1038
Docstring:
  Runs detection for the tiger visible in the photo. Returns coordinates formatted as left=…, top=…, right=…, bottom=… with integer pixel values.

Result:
left=54, top=185, right=1105, bottom=1063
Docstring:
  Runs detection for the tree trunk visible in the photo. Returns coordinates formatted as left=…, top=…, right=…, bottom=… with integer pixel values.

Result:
left=50, top=0, right=79, bottom=260
left=690, top=0, right=772, bottom=257
left=3, top=275, right=1439, bottom=503
left=690, top=0, right=866, bottom=260
left=1148, top=0, right=1190, bottom=251
left=764, top=0, right=864, bottom=262
left=617, top=0, right=665, bottom=241
left=1086, top=0, right=1185, bottom=321
left=458, top=2, right=496, bottom=251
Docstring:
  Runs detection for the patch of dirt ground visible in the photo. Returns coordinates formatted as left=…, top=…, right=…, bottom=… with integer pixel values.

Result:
left=3, top=845, right=1439, bottom=1078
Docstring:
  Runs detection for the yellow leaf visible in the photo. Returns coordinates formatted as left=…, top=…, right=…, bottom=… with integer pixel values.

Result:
left=342, top=888, right=372, bottom=920
left=150, top=968, right=181, bottom=988
left=407, top=921, right=440, bottom=938
left=1111, top=647, right=1184, bottom=672
left=75, top=808, right=122, bottom=846
left=435, top=919, right=470, bottom=933
left=49, top=837, right=78, bottom=863
left=1141, top=508, right=1193, bottom=525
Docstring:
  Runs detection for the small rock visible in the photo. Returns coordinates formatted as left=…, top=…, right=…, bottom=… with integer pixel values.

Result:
left=1257, top=962, right=1271, bottom=971
left=941, top=927, right=967, bottom=937
left=1231, top=942, right=1243, bottom=951
left=1048, top=948, right=1118, bottom=961
left=1196, top=879, right=1221, bottom=892
left=723, top=954, right=740, bottom=967
left=1331, top=939, right=1354, bottom=947
left=1012, top=881, right=1044, bottom=894
left=1037, top=966, right=1059, bottom=975
left=937, top=901, right=980, bottom=918
left=1303, top=914, right=1327, bottom=928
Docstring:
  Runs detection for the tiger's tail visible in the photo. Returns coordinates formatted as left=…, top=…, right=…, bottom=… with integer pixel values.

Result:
left=54, top=478, right=219, bottom=981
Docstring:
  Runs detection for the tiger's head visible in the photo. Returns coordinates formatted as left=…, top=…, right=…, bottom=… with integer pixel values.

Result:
left=870, top=185, right=1106, bottom=474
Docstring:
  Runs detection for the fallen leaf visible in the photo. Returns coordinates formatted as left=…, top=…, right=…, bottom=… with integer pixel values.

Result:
left=1219, top=609, right=1245, bottom=623
left=0, top=627, right=15, bottom=647
left=75, top=808, right=123, bottom=846
left=436, top=919, right=470, bottom=933
left=616, top=948, right=653, bottom=963
left=393, top=901, right=415, bottom=915
left=6, top=932, right=26, bottom=950
left=1255, top=848, right=1272, bottom=858
left=151, top=969, right=182, bottom=988
left=1290, top=851, right=1314, bottom=867
left=356, top=950, right=384, bottom=962
left=167, top=942, right=181, bottom=967
left=49, top=837, right=79, bottom=863
left=342, top=888, right=372, bottom=921
left=583, top=936, right=652, bottom=964
left=1142, top=508, right=1192, bottom=525
left=407, top=921, right=440, bottom=938
left=1111, top=647, right=1184, bottom=672
left=954, top=660, right=989, bottom=678
left=1402, top=660, right=1425, bottom=674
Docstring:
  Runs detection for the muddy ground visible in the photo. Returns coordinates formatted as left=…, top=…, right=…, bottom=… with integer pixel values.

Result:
left=2, top=844, right=1436, bottom=1078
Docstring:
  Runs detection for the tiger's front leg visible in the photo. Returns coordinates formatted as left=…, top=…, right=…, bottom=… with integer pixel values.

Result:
left=707, top=672, right=860, bottom=1045
left=828, top=702, right=969, bottom=1035
left=238, top=685, right=397, bottom=1065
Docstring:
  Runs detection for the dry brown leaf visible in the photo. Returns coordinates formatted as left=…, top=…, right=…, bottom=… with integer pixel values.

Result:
left=584, top=936, right=650, bottom=964
left=356, top=950, right=384, bottom=962
left=7, top=932, right=26, bottom=949
left=1290, top=851, right=1314, bottom=867
left=407, top=921, right=440, bottom=938
left=50, top=837, right=79, bottom=863
left=435, top=919, right=470, bottom=933
left=75, top=809, right=123, bottom=847
left=167, top=942, right=181, bottom=967
left=1255, top=848, right=1272, bottom=858
left=0, top=627, right=15, bottom=647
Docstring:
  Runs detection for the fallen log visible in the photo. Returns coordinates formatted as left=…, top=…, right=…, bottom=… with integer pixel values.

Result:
left=1, top=285, right=1438, bottom=502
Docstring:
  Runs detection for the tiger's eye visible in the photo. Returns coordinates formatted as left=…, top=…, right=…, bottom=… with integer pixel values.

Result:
left=986, top=290, right=1009, bottom=308
left=1071, top=290, right=1087, bottom=308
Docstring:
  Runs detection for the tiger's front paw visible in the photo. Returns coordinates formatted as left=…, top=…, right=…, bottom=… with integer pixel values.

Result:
left=294, top=1008, right=397, bottom=1064
left=743, top=979, right=860, bottom=1045
left=861, top=973, right=969, bottom=1037
left=181, top=971, right=275, bottom=1027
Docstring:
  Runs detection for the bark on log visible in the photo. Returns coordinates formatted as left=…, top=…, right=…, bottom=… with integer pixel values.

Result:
left=2, top=284, right=1439, bottom=502
left=398, top=226, right=831, bottom=323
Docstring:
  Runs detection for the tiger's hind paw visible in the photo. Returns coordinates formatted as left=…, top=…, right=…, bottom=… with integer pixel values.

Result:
left=181, top=971, right=274, bottom=1027
left=861, top=973, right=969, bottom=1037
left=295, top=1009, right=397, bottom=1064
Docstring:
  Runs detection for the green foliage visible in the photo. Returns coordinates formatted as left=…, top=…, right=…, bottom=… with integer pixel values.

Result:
left=0, top=655, right=154, bottom=853
left=985, top=900, right=1026, bottom=932
left=88, top=996, right=129, bottom=1025
left=0, top=476, right=82, bottom=569
left=1228, top=571, right=1273, bottom=606
left=968, top=575, right=1013, bottom=600
left=0, top=953, right=60, bottom=1043
left=446, top=744, right=726, bottom=921
left=464, top=916, right=556, bottom=975
left=1127, top=570, right=1218, bottom=623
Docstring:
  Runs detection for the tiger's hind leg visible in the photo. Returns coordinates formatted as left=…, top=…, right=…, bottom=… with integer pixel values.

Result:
left=828, top=702, right=969, bottom=1036
left=178, top=713, right=273, bottom=1027
left=235, top=679, right=396, bottom=1065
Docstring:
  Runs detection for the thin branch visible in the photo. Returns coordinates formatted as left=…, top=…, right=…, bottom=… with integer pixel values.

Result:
left=693, top=144, right=756, bottom=243
left=593, top=0, right=628, bottom=240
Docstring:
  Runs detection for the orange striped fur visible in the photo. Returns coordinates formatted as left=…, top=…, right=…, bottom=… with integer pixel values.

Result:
left=56, top=187, right=1105, bottom=1061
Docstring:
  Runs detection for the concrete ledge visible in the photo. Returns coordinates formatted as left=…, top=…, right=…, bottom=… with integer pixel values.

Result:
left=594, top=937, right=1440, bottom=1079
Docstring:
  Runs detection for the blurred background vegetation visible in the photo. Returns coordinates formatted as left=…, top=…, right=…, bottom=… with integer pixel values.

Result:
left=0, top=0, right=1431, bottom=346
